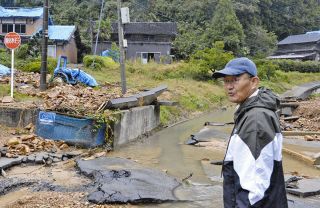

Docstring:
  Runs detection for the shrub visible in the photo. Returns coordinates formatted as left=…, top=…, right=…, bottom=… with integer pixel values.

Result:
left=0, top=49, right=10, bottom=67
left=83, top=55, right=118, bottom=70
left=190, top=41, right=234, bottom=79
left=16, top=44, right=29, bottom=59
left=271, top=59, right=320, bottom=73
left=17, top=57, right=57, bottom=74
left=254, top=59, right=279, bottom=80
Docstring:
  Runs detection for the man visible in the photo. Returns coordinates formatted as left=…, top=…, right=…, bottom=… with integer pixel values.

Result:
left=212, top=57, right=288, bottom=208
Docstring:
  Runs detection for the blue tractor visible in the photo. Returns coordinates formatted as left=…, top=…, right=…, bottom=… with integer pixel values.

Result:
left=52, top=56, right=98, bottom=87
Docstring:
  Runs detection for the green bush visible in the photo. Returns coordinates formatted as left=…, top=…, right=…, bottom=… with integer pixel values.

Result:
left=189, top=41, right=234, bottom=79
left=270, top=59, right=320, bottom=73
left=83, top=55, right=118, bottom=70
left=252, top=59, right=320, bottom=81
left=17, top=57, right=57, bottom=74
left=254, top=59, right=279, bottom=80
left=16, top=44, right=29, bottom=59
left=0, top=49, right=10, bottom=67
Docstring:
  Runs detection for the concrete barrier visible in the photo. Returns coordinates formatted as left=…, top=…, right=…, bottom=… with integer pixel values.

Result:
left=113, top=105, right=160, bottom=148
left=0, top=107, right=39, bottom=127
left=0, top=105, right=161, bottom=149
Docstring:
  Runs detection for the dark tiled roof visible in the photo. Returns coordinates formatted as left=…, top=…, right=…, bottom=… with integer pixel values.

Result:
left=278, top=33, right=320, bottom=45
left=111, top=22, right=177, bottom=36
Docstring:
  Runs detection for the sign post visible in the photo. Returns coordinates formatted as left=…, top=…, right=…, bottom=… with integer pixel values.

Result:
left=4, top=32, right=21, bottom=98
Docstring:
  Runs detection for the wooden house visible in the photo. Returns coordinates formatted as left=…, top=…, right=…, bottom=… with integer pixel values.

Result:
left=0, top=6, right=78, bottom=63
left=269, top=31, right=320, bottom=61
left=94, top=22, right=177, bottom=63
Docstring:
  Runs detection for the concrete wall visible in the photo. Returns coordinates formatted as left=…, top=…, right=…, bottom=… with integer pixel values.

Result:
left=0, top=107, right=39, bottom=127
left=113, top=105, right=160, bottom=148
left=0, top=105, right=161, bottom=149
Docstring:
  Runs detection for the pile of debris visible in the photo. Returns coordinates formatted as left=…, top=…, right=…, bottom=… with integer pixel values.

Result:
left=0, top=71, right=138, bottom=115
left=280, top=97, right=320, bottom=132
left=292, top=97, right=320, bottom=132
left=2, top=134, right=69, bottom=158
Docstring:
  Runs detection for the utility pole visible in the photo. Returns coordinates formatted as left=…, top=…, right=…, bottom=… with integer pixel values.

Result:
left=117, top=0, right=127, bottom=94
left=94, top=0, right=104, bottom=56
left=40, top=0, right=49, bottom=91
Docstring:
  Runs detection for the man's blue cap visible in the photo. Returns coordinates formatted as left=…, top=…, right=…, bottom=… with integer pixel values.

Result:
left=212, top=57, right=257, bottom=78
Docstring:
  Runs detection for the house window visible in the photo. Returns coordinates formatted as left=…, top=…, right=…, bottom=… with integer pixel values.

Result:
left=2, top=24, right=13, bottom=33
left=15, top=24, right=26, bottom=34
left=48, top=45, right=57, bottom=58
left=2, top=24, right=26, bottom=34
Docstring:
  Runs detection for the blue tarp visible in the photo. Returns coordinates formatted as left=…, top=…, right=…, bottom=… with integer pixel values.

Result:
left=48, top=25, right=76, bottom=41
left=54, top=67, right=98, bottom=87
left=0, top=64, right=10, bottom=76
left=0, top=6, right=43, bottom=18
left=101, top=50, right=120, bottom=62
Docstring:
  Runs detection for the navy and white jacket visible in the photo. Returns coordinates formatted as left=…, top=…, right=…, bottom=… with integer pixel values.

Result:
left=223, top=87, right=288, bottom=208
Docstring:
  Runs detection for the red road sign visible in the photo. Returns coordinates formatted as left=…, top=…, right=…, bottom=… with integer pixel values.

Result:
left=4, top=32, right=21, bottom=49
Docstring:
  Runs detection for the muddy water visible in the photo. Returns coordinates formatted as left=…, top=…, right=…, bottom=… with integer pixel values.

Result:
left=111, top=108, right=319, bottom=180
left=109, top=108, right=320, bottom=207
left=110, top=109, right=234, bottom=184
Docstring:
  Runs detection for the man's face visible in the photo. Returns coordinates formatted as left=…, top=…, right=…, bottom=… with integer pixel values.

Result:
left=223, top=73, right=258, bottom=104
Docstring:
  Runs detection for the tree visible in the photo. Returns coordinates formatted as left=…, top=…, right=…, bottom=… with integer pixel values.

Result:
left=245, top=25, right=277, bottom=57
left=258, top=0, right=320, bottom=40
left=209, top=0, right=245, bottom=55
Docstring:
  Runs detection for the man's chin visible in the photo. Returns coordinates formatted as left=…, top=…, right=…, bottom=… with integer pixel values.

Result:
left=228, top=97, right=238, bottom=103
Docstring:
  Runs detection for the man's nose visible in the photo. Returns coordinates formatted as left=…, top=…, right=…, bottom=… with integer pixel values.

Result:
left=225, top=83, right=234, bottom=89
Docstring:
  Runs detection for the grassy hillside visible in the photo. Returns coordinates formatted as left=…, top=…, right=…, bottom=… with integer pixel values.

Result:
left=84, top=60, right=320, bottom=125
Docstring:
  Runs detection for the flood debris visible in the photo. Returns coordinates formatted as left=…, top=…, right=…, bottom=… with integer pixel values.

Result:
left=304, top=135, right=320, bottom=142
left=0, top=126, right=83, bottom=172
left=1, top=96, right=14, bottom=103
left=2, top=133, right=69, bottom=157
left=0, top=70, right=138, bottom=116
left=76, top=157, right=180, bottom=204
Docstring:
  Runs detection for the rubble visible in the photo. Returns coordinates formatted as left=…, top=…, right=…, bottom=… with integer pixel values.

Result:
left=1, top=96, right=14, bottom=103
left=0, top=71, right=139, bottom=116
left=280, top=97, right=320, bottom=132
left=2, top=134, right=69, bottom=157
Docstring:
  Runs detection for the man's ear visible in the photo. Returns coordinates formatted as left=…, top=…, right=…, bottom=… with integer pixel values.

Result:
left=251, top=76, right=260, bottom=88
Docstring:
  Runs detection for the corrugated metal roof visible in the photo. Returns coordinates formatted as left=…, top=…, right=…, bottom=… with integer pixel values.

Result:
left=0, top=6, right=43, bottom=18
left=267, top=53, right=315, bottom=59
left=306, top=31, right=320, bottom=34
left=48, top=25, right=76, bottom=41
left=111, top=22, right=177, bottom=36
left=278, top=33, right=320, bottom=45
